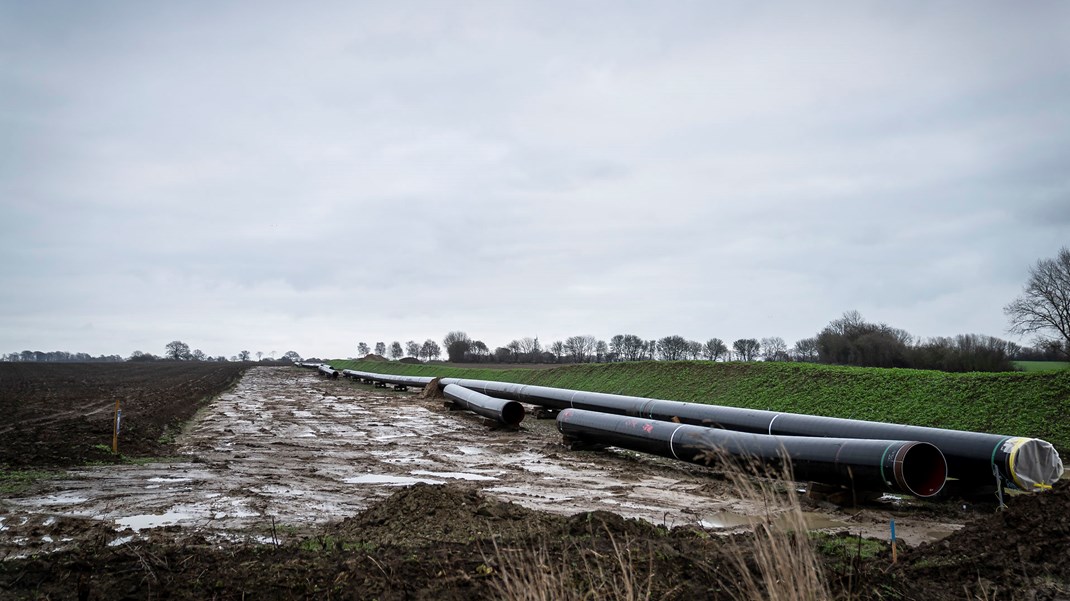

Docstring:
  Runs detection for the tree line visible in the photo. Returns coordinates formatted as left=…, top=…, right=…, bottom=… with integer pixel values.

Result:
left=357, top=312, right=1061, bottom=373
left=355, top=247, right=1070, bottom=373
left=3, top=344, right=306, bottom=364
left=0, top=350, right=124, bottom=363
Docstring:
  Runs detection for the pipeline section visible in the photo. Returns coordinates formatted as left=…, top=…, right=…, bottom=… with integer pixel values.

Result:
left=557, top=408, right=947, bottom=498
left=317, top=364, right=340, bottom=379
left=442, top=384, right=525, bottom=426
left=341, top=369, right=434, bottom=390
left=441, top=378, right=1062, bottom=492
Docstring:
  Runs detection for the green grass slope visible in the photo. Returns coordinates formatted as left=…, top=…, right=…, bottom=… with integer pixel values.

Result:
left=1014, top=361, right=1070, bottom=372
left=330, top=359, right=1070, bottom=452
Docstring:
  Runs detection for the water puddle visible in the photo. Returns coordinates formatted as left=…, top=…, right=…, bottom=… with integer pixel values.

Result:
left=410, top=470, right=499, bottom=481
left=32, top=493, right=88, bottom=506
left=115, top=510, right=194, bottom=531
left=344, top=474, right=444, bottom=485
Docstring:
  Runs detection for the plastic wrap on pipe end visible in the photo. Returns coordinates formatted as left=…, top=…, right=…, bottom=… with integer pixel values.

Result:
left=1005, top=438, right=1064, bottom=491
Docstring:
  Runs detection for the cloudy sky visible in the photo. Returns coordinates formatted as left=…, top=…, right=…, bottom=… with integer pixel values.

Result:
left=2, top=2, right=1068, bottom=359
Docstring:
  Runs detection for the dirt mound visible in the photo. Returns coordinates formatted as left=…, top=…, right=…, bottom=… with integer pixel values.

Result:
left=326, top=483, right=664, bottom=549
left=361, top=354, right=389, bottom=362
left=329, top=483, right=561, bottom=547
left=398, top=357, right=422, bottom=364
left=419, top=377, right=444, bottom=399
left=888, top=481, right=1070, bottom=599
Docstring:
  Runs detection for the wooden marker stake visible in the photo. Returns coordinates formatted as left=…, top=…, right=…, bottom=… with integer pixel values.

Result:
left=112, top=399, right=121, bottom=454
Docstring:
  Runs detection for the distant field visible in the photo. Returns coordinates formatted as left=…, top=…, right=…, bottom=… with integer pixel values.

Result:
left=330, top=359, right=1070, bottom=452
left=1014, top=361, right=1070, bottom=372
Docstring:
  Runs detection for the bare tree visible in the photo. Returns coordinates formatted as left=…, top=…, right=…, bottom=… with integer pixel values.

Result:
left=374, top=342, right=386, bottom=357
left=357, top=342, right=370, bottom=356
left=760, top=337, right=789, bottom=361
left=792, top=337, right=819, bottom=362
left=657, top=335, right=690, bottom=361
left=594, top=340, right=609, bottom=362
left=405, top=340, right=420, bottom=358
left=610, top=334, right=646, bottom=361
left=389, top=341, right=403, bottom=360
left=732, top=338, right=760, bottom=361
left=238, top=350, right=251, bottom=361
left=1005, top=247, right=1070, bottom=359
left=165, top=340, right=191, bottom=360
left=442, top=331, right=472, bottom=362
left=564, top=335, right=596, bottom=363
left=517, top=337, right=537, bottom=357
left=421, top=339, right=442, bottom=361
left=703, top=338, right=728, bottom=361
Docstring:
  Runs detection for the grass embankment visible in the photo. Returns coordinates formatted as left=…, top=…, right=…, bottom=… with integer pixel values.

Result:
left=1014, top=360, right=1070, bottom=372
left=330, top=359, right=1070, bottom=452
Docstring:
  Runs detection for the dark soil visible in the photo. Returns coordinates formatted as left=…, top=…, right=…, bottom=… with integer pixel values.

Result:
left=884, top=480, right=1070, bottom=600
left=0, top=362, right=248, bottom=468
left=0, top=363, right=1067, bottom=600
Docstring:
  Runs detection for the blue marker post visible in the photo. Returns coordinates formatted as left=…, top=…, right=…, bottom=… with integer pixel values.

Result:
left=890, top=519, right=897, bottom=564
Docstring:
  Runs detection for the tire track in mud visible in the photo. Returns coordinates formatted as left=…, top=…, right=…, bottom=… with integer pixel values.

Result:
left=1, top=367, right=965, bottom=555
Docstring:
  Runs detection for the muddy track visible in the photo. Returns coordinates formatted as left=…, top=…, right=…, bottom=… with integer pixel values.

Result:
left=0, top=367, right=972, bottom=559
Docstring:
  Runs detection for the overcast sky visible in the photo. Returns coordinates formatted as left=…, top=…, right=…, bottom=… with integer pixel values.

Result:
left=2, top=2, right=1068, bottom=359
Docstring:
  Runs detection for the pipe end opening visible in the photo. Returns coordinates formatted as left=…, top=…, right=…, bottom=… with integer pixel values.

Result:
left=501, top=401, right=526, bottom=427
left=899, top=442, right=947, bottom=498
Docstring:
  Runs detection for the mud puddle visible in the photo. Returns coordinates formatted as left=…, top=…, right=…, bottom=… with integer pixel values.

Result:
left=0, top=367, right=965, bottom=557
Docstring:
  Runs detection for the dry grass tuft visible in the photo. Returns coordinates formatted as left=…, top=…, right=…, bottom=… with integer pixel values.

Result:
left=488, top=529, right=653, bottom=601
left=700, top=451, right=830, bottom=601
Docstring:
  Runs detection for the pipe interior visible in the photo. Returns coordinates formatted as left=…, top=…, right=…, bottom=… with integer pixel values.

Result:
left=500, top=401, right=526, bottom=426
left=901, top=442, right=947, bottom=497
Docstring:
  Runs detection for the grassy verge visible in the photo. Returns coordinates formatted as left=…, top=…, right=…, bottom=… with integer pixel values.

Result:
left=0, top=469, right=58, bottom=494
left=330, top=359, right=1070, bottom=452
left=1014, top=361, right=1070, bottom=372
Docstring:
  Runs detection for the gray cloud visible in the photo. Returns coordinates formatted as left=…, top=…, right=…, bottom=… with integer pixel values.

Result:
left=2, top=1, right=1068, bottom=358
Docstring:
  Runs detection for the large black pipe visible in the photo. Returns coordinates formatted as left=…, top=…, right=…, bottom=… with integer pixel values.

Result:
left=442, top=384, right=525, bottom=426
left=557, top=408, right=947, bottom=498
left=317, top=364, right=340, bottom=379
left=441, top=378, right=1062, bottom=492
left=341, top=370, right=434, bottom=389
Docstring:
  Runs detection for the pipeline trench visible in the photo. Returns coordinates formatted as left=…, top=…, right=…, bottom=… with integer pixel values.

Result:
left=1, top=366, right=971, bottom=558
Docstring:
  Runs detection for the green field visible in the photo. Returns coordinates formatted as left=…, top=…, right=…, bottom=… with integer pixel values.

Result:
left=1014, top=361, right=1070, bottom=372
left=330, top=359, right=1070, bottom=453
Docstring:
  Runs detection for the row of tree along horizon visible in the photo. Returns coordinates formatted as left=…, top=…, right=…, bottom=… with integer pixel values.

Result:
left=3, top=311, right=1065, bottom=372
left=0, top=344, right=300, bottom=364
left=350, top=311, right=1064, bottom=373
left=2, top=311, right=1063, bottom=373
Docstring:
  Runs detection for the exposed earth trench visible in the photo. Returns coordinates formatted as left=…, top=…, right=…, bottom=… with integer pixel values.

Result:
left=1, top=366, right=968, bottom=560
